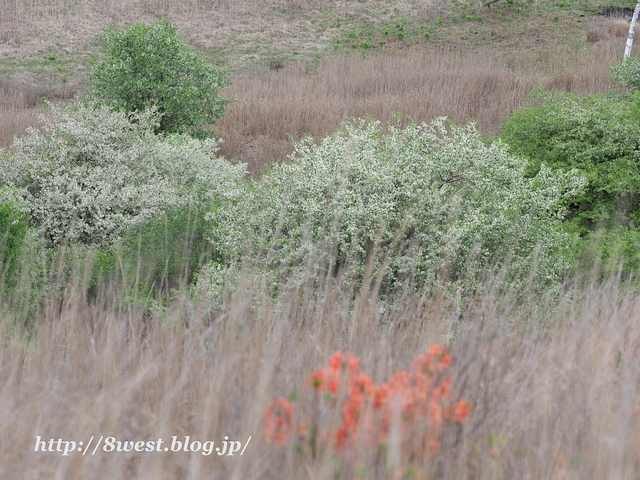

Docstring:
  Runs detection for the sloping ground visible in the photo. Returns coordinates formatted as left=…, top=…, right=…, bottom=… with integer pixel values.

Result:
left=0, top=0, right=636, bottom=172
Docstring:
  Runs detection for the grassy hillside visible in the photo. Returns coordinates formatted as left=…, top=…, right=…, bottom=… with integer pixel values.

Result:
left=0, top=0, right=637, bottom=172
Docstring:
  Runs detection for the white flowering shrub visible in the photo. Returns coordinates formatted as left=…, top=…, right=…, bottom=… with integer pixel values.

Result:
left=207, top=117, right=585, bottom=297
left=0, top=102, right=246, bottom=249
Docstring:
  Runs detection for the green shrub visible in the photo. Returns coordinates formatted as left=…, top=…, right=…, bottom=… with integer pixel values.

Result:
left=610, top=56, right=640, bottom=91
left=0, top=189, right=30, bottom=289
left=571, top=226, right=640, bottom=280
left=500, top=88, right=640, bottom=235
left=87, top=20, right=232, bottom=139
left=95, top=202, right=213, bottom=300
left=0, top=187, right=46, bottom=325
left=206, top=117, right=584, bottom=299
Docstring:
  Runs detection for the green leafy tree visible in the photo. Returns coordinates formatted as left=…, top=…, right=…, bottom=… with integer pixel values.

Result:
left=87, top=20, right=232, bottom=138
left=500, top=88, right=640, bottom=278
left=500, top=88, right=640, bottom=234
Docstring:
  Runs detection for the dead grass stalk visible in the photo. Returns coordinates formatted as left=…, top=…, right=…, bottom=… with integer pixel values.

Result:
left=1, top=255, right=640, bottom=478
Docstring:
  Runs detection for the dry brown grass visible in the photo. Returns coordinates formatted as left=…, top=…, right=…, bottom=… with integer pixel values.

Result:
left=0, top=38, right=625, bottom=174
left=0, top=78, right=77, bottom=146
left=587, top=17, right=630, bottom=43
left=0, top=0, right=631, bottom=174
left=2, top=255, right=640, bottom=479
left=0, top=0, right=439, bottom=62
left=216, top=41, right=622, bottom=174
left=0, top=79, right=41, bottom=146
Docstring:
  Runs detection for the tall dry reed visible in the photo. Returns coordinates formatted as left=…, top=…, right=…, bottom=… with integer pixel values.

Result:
left=0, top=78, right=77, bottom=146
left=2, top=251, right=640, bottom=478
left=215, top=40, right=623, bottom=174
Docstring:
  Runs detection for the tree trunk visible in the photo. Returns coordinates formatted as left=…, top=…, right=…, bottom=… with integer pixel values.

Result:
left=624, top=1, right=640, bottom=59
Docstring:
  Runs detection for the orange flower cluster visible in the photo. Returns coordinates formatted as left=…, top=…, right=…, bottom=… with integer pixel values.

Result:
left=264, top=397, right=295, bottom=445
left=264, top=346, right=472, bottom=469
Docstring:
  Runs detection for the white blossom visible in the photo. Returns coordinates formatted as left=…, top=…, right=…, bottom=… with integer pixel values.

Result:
left=206, top=117, right=585, bottom=297
left=0, top=102, right=246, bottom=248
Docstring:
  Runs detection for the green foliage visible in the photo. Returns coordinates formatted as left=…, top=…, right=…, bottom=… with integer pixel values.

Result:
left=500, top=88, right=640, bottom=235
left=500, top=87, right=640, bottom=278
left=0, top=100, right=246, bottom=311
left=0, top=189, right=30, bottom=289
left=95, top=202, right=213, bottom=300
left=87, top=20, right=232, bottom=138
left=0, top=187, right=46, bottom=323
left=571, top=226, right=640, bottom=280
left=206, top=117, right=583, bottom=299
left=610, top=56, right=640, bottom=91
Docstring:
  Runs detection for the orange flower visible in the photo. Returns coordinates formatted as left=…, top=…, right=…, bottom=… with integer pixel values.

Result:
left=427, top=344, right=452, bottom=371
left=336, top=425, right=349, bottom=448
left=389, top=370, right=411, bottom=391
left=268, top=345, right=472, bottom=470
left=374, top=383, right=389, bottom=409
left=310, top=369, right=325, bottom=389
left=445, top=400, right=472, bottom=423
left=411, top=345, right=452, bottom=379
left=264, top=397, right=295, bottom=445
left=329, top=351, right=360, bottom=375
left=349, top=372, right=376, bottom=399
left=329, top=351, right=345, bottom=371
left=310, top=368, right=340, bottom=396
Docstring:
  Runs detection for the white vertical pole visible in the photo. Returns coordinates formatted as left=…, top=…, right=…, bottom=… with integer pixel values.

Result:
left=624, top=1, right=640, bottom=59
